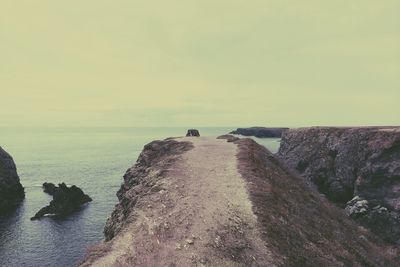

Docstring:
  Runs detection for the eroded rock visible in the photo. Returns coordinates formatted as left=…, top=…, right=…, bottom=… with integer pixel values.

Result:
left=186, top=129, right=200, bottom=137
left=31, top=182, right=92, bottom=220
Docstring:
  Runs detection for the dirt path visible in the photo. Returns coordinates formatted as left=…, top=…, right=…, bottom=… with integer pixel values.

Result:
left=84, top=137, right=274, bottom=267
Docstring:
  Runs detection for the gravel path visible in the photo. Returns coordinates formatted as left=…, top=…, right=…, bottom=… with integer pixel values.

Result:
left=85, top=137, right=274, bottom=267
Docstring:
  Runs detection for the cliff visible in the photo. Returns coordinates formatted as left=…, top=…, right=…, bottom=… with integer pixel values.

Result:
left=0, top=146, right=24, bottom=213
left=81, top=137, right=396, bottom=266
left=278, top=127, right=400, bottom=244
left=104, top=139, right=194, bottom=241
left=230, top=127, right=288, bottom=138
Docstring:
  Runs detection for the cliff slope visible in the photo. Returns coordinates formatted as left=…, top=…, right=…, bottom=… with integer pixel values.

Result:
left=0, top=146, right=24, bottom=213
left=278, top=127, right=400, bottom=244
left=81, top=137, right=395, bottom=266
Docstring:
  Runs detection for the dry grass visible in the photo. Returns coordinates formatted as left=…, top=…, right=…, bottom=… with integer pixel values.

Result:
left=234, top=137, right=396, bottom=267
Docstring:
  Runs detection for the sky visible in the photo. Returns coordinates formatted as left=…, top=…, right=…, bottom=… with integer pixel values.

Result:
left=1, top=1, right=399, bottom=127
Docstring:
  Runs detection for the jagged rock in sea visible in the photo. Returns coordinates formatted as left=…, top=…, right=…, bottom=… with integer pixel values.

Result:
left=0, top=146, right=24, bottom=214
left=186, top=129, right=200, bottom=137
left=230, top=126, right=288, bottom=138
left=31, top=182, right=92, bottom=220
left=43, top=182, right=57, bottom=194
left=278, top=127, right=400, bottom=244
left=81, top=136, right=397, bottom=266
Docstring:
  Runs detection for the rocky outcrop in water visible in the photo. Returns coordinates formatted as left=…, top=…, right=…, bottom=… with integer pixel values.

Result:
left=278, top=127, right=400, bottom=244
left=0, top=146, right=24, bottom=213
left=230, top=127, right=288, bottom=138
left=186, top=129, right=200, bottom=137
left=31, top=182, right=92, bottom=220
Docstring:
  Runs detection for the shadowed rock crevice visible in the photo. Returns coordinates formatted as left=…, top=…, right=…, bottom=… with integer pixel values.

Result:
left=278, top=127, right=400, bottom=245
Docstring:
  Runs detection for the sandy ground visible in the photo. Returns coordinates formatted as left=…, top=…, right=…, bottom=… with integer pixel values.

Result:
left=84, top=137, right=274, bottom=267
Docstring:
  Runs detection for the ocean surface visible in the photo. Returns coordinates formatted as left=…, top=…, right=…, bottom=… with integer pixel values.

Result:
left=0, top=127, right=281, bottom=267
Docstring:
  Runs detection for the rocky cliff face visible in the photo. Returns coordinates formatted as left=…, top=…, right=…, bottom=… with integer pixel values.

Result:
left=230, top=127, right=288, bottom=138
left=0, top=146, right=24, bottom=213
left=103, top=139, right=194, bottom=241
left=278, top=127, right=400, bottom=244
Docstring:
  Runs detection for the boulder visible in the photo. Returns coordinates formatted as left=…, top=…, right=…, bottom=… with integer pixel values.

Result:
left=186, top=129, right=200, bottom=137
left=345, top=196, right=370, bottom=217
left=31, top=182, right=92, bottom=220
left=230, top=127, right=288, bottom=138
left=0, top=146, right=24, bottom=213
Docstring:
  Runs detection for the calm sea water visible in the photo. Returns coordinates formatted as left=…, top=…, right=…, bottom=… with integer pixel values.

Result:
left=0, top=127, right=280, bottom=267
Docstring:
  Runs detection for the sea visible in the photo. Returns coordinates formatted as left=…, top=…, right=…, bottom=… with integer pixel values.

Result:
left=0, top=127, right=281, bottom=267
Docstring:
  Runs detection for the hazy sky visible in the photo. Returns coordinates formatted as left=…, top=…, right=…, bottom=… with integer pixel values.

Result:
left=1, top=1, right=399, bottom=127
